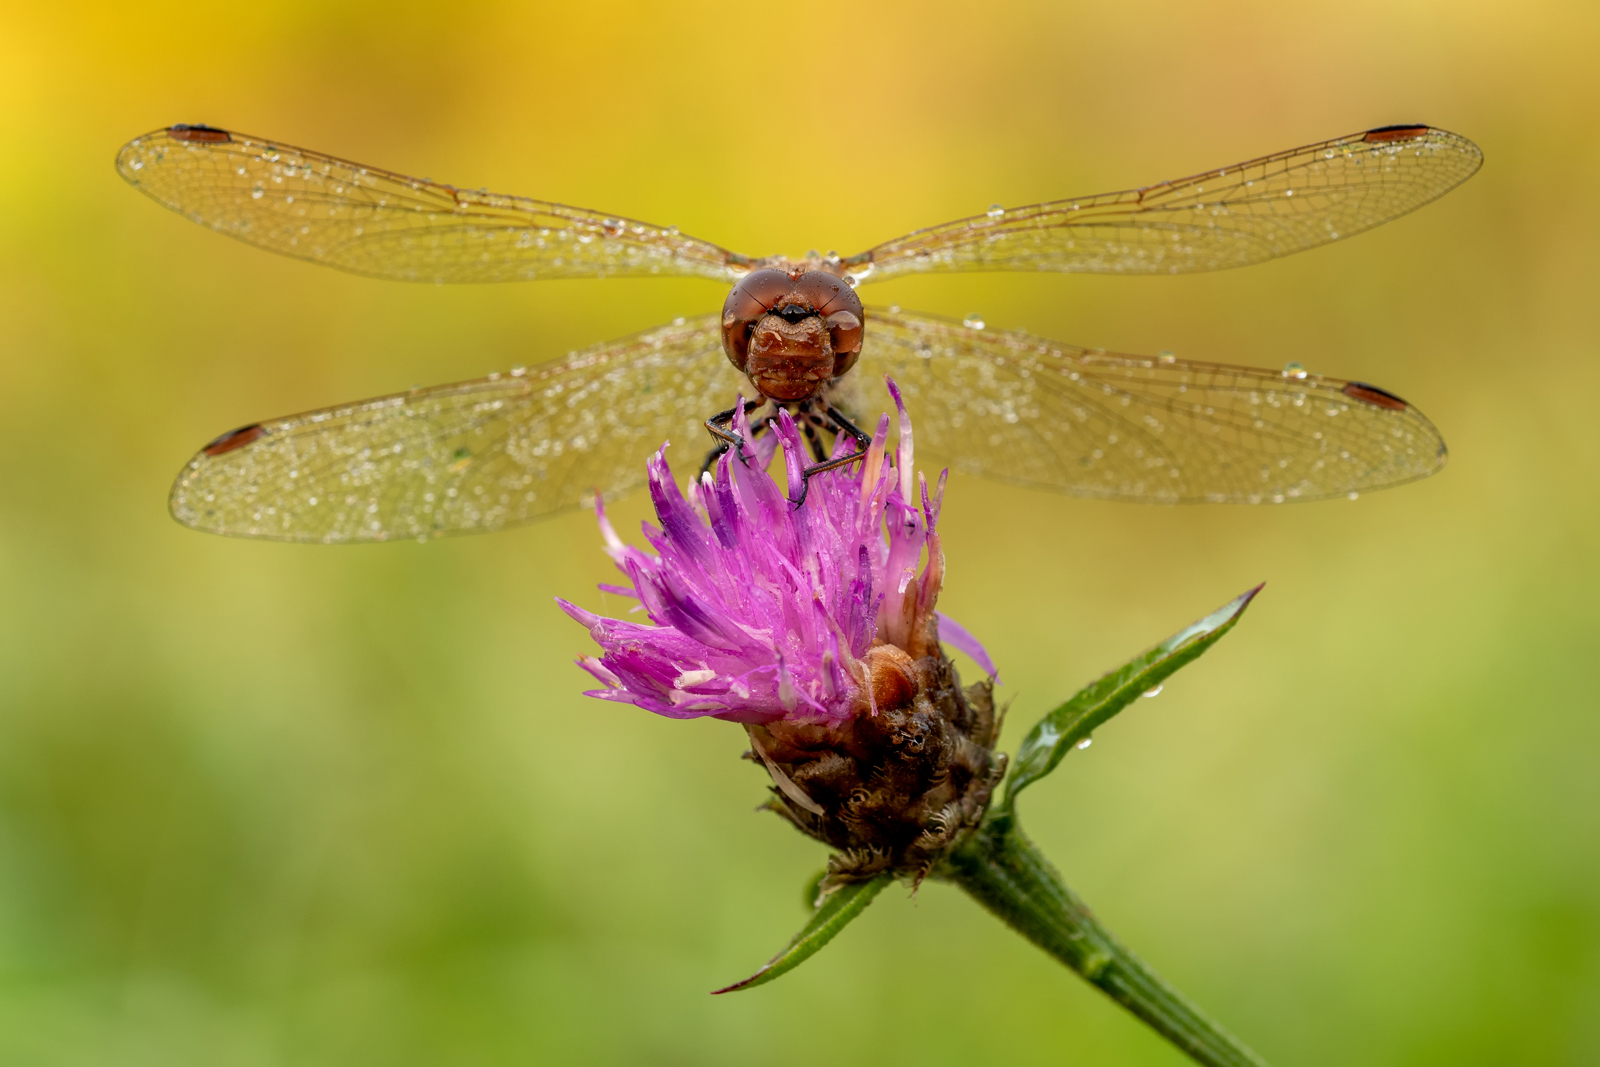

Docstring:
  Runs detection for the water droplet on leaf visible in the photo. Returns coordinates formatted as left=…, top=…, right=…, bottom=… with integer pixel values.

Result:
left=1143, top=684, right=1163, bottom=698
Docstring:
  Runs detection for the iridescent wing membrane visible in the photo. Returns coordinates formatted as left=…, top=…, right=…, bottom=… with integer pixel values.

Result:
left=844, top=126, right=1481, bottom=282
left=115, top=125, right=739, bottom=283
left=838, top=309, right=1445, bottom=503
left=126, top=121, right=1473, bottom=539
left=174, top=309, right=1444, bottom=542
left=171, top=316, right=744, bottom=542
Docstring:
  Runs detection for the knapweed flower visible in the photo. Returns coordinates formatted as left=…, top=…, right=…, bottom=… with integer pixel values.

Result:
left=558, top=383, right=1280, bottom=1065
left=558, top=381, right=1005, bottom=883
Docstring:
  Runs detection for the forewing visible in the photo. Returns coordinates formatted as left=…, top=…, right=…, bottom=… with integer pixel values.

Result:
left=170, top=315, right=744, bottom=542
left=849, top=308, right=1446, bottom=504
left=847, top=126, right=1481, bottom=283
left=117, top=125, right=740, bottom=283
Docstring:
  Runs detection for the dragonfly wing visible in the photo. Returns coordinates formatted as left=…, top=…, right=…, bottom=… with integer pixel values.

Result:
left=117, top=125, right=741, bottom=283
left=848, top=308, right=1447, bottom=504
left=846, top=125, right=1481, bottom=283
left=170, top=314, right=745, bottom=542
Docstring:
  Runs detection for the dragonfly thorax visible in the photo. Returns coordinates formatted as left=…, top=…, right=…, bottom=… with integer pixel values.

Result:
left=720, top=268, right=864, bottom=401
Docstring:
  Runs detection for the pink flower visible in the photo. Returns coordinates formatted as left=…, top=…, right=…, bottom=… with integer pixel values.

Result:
left=560, top=379, right=1006, bottom=883
left=557, top=379, right=980, bottom=727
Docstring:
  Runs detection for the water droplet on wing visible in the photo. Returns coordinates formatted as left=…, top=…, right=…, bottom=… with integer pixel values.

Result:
left=1283, top=361, right=1308, bottom=379
left=963, top=314, right=985, bottom=330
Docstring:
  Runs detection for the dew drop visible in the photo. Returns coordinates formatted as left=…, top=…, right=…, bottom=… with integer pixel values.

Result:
left=1075, top=737, right=1093, bottom=750
left=1347, top=491, right=1359, bottom=501
left=963, top=314, right=986, bottom=330
left=1283, top=360, right=1307, bottom=379
left=1158, top=350, right=1176, bottom=364
left=510, top=364, right=527, bottom=376
left=1142, top=684, right=1163, bottom=698
left=987, top=204, right=1005, bottom=218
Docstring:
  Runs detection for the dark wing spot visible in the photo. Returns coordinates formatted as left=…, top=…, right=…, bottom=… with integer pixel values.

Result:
left=168, top=124, right=232, bottom=143
left=203, top=423, right=266, bottom=456
left=1342, top=382, right=1409, bottom=410
left=1362, top=124, right=1430, bottom=144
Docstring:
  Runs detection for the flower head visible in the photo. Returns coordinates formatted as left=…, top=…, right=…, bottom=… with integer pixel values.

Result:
left=559, top=380, right=1005, bottom=883
left=558, top=380, right=949, bottom=727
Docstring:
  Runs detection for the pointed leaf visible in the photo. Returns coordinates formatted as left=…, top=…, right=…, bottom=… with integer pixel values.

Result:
left=1004, top=584, right=1263, bottom=808
left=712, top=874, right=891, bottom=994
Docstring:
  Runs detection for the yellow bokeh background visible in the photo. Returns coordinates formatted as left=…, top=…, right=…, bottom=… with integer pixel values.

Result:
left=2, top=1, right=1598, bottom=1063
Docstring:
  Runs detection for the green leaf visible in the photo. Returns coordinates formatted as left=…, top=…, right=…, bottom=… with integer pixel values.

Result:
left=712, top=874, right=891, bottom=994
left=802, top=868, right=827, bottom=910
left=1004, top=584, right=1263, bottom=809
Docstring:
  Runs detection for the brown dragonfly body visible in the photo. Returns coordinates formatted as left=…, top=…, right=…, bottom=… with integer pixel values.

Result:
left=116, top=121, right=1482, bottom=542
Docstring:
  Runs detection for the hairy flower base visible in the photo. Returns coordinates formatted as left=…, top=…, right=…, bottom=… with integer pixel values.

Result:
left=752, top=632, right=1007, bottom=886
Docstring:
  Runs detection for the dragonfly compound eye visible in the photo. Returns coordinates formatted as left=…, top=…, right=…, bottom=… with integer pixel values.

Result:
left=825, top=310, right=864, bottom=375
left=721, top=269, right=794, bottom=370
left=792, top=270, right=865, bottom=374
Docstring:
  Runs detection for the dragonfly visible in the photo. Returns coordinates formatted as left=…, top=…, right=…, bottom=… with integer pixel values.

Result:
left=116, top=121, right=1481, bottom=543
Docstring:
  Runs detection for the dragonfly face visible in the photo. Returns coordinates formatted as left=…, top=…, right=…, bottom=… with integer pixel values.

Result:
left=720, top=268, right=864, bottom=401
left=114, top=121, right=1483, bottom=542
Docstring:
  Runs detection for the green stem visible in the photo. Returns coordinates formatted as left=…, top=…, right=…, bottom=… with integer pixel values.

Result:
left=939, top=816, right=1270, bottom=1067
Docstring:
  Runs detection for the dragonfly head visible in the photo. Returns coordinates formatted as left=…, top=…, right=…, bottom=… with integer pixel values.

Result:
left=721, top=268, right=865, bottom=401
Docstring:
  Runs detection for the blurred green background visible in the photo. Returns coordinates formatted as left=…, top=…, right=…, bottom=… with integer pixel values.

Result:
left=2, top=1, right=1597, bottom=1063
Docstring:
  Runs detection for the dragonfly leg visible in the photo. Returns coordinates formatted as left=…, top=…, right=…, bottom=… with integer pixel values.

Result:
left=823, top=405, right=873, bottom=454
left=702, top=399, right=765, bottom=474
left=789, top=405, right=874, bottom=508
left=698, top=441, right=729, bottom=478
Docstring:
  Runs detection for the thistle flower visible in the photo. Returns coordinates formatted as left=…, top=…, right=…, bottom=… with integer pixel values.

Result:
left=558, top=383, right=1279, bottom=1067
left=558, top=380, right=1006, bottom=882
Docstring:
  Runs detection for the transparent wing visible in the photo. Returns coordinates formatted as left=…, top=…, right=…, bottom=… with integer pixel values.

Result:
left=170, top=315, right=746, bottom=542
left=844, top=125, right=1481, bottom=283
left=836, top=308, right=1446, bottom=504
left=117, top=125, right=743, bottom=283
